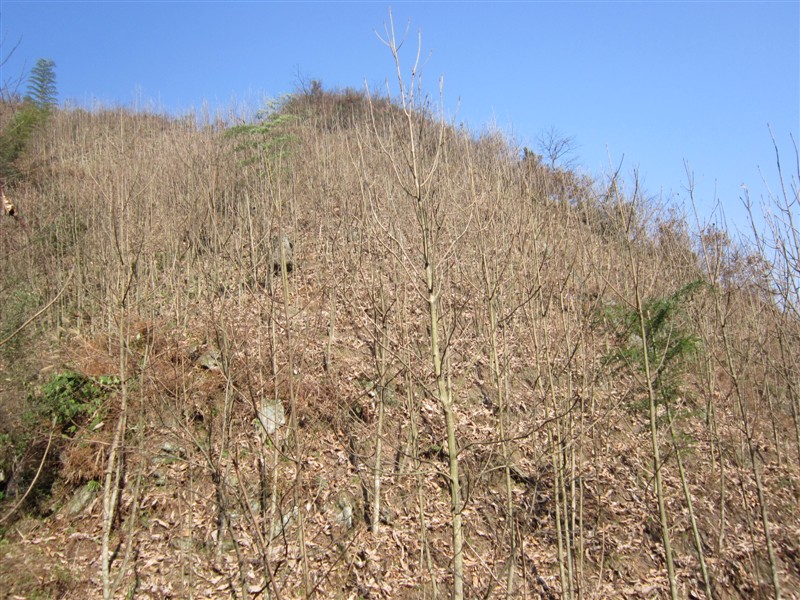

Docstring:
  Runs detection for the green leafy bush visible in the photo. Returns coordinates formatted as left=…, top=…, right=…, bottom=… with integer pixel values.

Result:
left=35, top=371, right=119, bottom=434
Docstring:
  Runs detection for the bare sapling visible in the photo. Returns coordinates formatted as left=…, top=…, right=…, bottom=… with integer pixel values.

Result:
left=269, top=153, right=312, bottom=596
left=472, top=159, right=538, bottom=596
left=369, top=266, right=391, bottom=534
left=399, top=277, right=440, bottom=598
left=479, top=242, right=519, bottom=596
left=612, top=172, right=679, bottom=600
left=745, top=131, right=800, bottom=463
left=703, top=209, right=784, bottom=596
left=95, top=164, right=152, bottom=599
left=692, top=171, right=783, bottom=598
left=370, top=12, right=466, bottom=598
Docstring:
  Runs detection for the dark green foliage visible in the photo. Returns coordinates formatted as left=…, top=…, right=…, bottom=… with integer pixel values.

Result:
left=34, top=371, right=119, bottom=435
left=521, top=146, right=543, bottom=164
left=607, top=280, right=706, bottom=409
left=25, top=59, right=58, bottom=111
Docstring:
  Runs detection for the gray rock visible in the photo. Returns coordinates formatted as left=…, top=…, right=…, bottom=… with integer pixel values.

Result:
left=195, top=348, right=222, bottom=370
left=160, top=441, right=186, bottom=458
left=257, top=399, right=286, bottom=435
left=271, top=235, right=294, bottom=274
left=269, top=506, right=297, bottom=540
left=379, top=504, right=395, bottom=525
left=333, top=491, right=356, bottom=529
left=170, top=535, right=198, bottom=552
left=64, top=482, right=98, bottom=516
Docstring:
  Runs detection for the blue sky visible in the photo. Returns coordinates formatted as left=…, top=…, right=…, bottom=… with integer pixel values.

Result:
left=1, top=1, right=798, bottom=234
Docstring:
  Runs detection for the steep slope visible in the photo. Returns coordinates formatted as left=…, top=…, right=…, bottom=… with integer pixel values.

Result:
left=0, top=88, right=798, bottom=599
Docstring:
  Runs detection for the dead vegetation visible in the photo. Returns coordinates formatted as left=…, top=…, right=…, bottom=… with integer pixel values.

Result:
left=1, top=37, right=799, bottom=600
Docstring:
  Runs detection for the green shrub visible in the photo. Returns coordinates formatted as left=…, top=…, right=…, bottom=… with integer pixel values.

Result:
left=34, top=371, right=119, bottom=435
left=605, top=280, right=706, bottom=414
left=225, top=100, right=297, bottom=170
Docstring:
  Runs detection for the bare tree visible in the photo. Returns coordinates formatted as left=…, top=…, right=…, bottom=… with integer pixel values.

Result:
left=369, top=12, right=467, bottom=598
left=537, top=126, right=578, bottom=170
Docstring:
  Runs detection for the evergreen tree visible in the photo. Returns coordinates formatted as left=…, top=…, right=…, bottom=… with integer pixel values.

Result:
left=25, top=58, right=57, bottom=111
left=1, top=58, right=58, bottom=181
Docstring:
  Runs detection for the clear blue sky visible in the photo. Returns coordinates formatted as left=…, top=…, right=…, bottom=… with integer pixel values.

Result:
left=2, top=1, right=798, bottom=234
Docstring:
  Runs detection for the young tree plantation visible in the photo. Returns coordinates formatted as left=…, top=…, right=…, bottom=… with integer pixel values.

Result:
left=0, top=39, right=798, bottom=599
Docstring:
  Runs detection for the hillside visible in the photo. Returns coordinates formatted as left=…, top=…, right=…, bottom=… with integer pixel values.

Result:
left=1, top=69, right=799, bottom=599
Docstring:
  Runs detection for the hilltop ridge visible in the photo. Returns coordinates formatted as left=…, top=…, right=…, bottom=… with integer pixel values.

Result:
left=0, top=76, right=798, bottom=599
